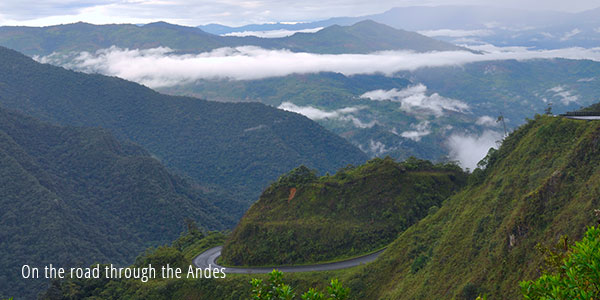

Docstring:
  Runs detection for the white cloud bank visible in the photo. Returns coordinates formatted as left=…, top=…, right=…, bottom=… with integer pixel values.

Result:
left=447, top=130, right=503, bottom=170
left=222, top=27, right=324, bottom=38
left=476, top=115, right=499, bottom=127
left=360, top=84, right=469, bottom=116
left=37, top=45, right=600, bottom=88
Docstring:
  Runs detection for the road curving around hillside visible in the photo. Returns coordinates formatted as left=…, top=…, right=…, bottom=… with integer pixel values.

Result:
left=193, top=246, right=385, bottom=274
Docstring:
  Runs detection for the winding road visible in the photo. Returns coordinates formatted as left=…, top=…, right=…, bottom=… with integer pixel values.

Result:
left=193, top=246, right=384, bottom=274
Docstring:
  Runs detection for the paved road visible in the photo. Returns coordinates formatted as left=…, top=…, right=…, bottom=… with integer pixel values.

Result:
left=193, top=246, right=384, bottom=274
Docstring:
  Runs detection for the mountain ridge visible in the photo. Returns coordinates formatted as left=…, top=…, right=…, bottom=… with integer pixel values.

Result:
left=0, top=105, right=232, bottom=298
left=0, top=19, right=471, bottom=56
left=221, top=158, right=467, bottom=266
left=0, top=46, right=368, bottom=208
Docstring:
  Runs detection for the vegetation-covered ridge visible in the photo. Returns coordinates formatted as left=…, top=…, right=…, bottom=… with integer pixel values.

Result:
left=344, top=114, right=600, bottom=299
left=0, top=107, right=231, bottom=299
left=0, top=20, right=469, bottom=56
left=0, top=46, right=368, bottom=211
left=221, top=157, right=467, bottom=266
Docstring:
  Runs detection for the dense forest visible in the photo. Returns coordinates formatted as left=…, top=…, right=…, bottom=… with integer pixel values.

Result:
left=0, top=20, right=468, bottom=56
left=0, top=46, right=368, bottom=212
left=0, top=107, right=233, bottom=298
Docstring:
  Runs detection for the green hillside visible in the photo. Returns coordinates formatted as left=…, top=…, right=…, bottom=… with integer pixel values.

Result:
left=345, top=114, right=600, bottom=299
left=0, top=20, right=468, bottom=56
left=0, top=107, right=232, bottom=299
left=36, top=113, right=600, bottom=299
left=221, top=158, right=467, bottom=266
left=0, top=46, right=367, bottom=209
left=276, top=20, right=471, bottom=54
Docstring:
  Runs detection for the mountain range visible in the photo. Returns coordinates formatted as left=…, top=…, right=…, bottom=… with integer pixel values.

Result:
left=0, top=20, right=468, bottom=56
left=199, top=6, right=600, bottom=49
left=4, top=19, right=599, bottom=168
left=0, top=46, right=367, bottom=211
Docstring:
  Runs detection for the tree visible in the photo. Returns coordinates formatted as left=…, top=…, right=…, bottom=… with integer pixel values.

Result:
left=520, top=226, right=600, bottom=300
left=251, top=270, right=349, bottom=300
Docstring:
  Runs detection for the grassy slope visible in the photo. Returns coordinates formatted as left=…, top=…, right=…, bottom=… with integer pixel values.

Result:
left=344, top=115, right=600, bottom=299
left=221, top=158, right=467, bottom=266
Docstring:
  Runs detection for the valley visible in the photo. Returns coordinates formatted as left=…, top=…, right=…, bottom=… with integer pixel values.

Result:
left=1, top=3, right=600, bottom=299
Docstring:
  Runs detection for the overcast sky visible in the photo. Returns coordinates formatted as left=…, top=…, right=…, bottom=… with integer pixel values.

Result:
left=0, top=0, right=598, bottom=27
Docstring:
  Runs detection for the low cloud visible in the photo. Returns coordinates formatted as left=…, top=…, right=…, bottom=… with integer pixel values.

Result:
left=278, top=102, right=358, bottom=120
left=447, top=130, right=503, bottom=170
left=560, top=29, right=581, bottom=41
left=400, top=121, right=431, bottom=142
left=548, top=85, right=579, bottom=105
left=37, top=45, right=600, bottom=88
left=222, top=27, right=324, bottom=38
left=359, top=140, right=395, bottom=156
left=360, top=84, right=469, bottom=116
left=540, top=32, right=555, bottom=38
left=476, top=115, right=499, bottom=127
left=277, top=102, right=374, bottom=128
left=340, top=115, right=377, bottom=128
left=418, top=29, right=494, bottom=38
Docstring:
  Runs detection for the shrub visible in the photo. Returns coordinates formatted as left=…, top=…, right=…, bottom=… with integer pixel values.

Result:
left=520, top=226, right=600, bottom=300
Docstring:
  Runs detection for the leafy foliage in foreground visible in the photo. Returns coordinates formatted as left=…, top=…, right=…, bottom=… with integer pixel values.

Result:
left=222, top=157, right=467, bottom=266
left=250, top=270, right=349, bottom=300
left=521, top=226, right=600, bottom=300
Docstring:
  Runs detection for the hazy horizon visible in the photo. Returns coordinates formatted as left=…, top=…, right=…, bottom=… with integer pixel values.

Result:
left=1, top=1, right=599, bottom=27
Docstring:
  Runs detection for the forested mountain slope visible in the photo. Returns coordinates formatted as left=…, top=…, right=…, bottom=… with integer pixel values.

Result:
left=0, top=20, right=469, bottom=56
left=0, top=46, right=368, bottom=207
left=0, top=107, right=231, bottom=298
